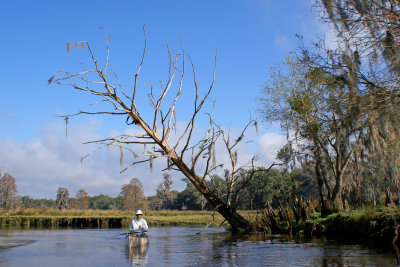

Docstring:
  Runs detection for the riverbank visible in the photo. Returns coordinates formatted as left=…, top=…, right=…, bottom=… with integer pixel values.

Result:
left=0, top=209, right=227, bottom=228
left=302, top=207, right=400, bottom=247
left=257, top=205, right=400, bottom=248
left=1, top=207, right=398, bottom=248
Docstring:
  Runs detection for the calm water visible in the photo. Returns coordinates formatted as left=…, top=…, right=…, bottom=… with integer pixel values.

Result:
left=0, top=227, right=397, bottom=266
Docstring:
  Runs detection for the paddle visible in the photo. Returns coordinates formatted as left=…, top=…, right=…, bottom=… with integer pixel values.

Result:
left=127, top=231, right=148, bottom=235
left=112, top=231, right=148, bottom=238
left=122, top=231, right=148, bottom=237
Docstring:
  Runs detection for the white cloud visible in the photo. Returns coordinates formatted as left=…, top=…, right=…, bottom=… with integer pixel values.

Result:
left=0, top=119, right=171, bottom=199
left=256, top=132, right=286, bottom=165
left=0, top=118, right=286, bottom=199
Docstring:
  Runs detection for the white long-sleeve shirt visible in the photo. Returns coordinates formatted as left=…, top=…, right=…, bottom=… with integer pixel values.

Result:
left=129, top=217, right=148, bottom=232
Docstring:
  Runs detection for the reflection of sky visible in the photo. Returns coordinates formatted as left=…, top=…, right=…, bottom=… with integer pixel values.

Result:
left=0, top=227, right=396, bottom=266
left=126, top=241, right=148, bottom=266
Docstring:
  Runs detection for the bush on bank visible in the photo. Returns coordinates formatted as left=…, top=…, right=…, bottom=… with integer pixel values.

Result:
left=303, top=207, right=400, bottom=243
left=252, top=205, right=400, bottom=247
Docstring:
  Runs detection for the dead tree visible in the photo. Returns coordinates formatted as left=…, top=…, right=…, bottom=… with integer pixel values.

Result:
left=50, top=28, right=260, bottom=232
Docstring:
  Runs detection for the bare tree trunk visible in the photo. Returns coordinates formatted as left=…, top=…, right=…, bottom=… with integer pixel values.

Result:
left=167, top=148, right=251, bottom=231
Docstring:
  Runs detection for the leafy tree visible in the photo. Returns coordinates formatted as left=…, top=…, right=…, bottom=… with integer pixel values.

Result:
left=316, top=0, right=400, bottom=206
left=147, top=195, right=162, bottom=210
left=259, top=56, right=359, bottom=212
left=259, top=1, right=400, bottom=213
left=0, top=171, right=19, bottom=210
left=88, top=194, right=121, bottom=210
left=20, top=196, right=55, bottom=208
left=208, top=174, right=226, bottom=198
left=68, top=197, right=78, bottom=209
left=20, top=196, right=35, bottom=208
left=76, top=189, right=89, bottom=209
left=120, top=178, right=146, bottom=210
left=56, top=187, right=70, bottom=210
left=235, top=168, right=315, bottom=209
left=175, top=179, right=203, bottom=210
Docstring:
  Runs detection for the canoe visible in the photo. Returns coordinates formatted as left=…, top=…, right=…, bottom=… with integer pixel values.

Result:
left=128, top=233, right=149, bottom=248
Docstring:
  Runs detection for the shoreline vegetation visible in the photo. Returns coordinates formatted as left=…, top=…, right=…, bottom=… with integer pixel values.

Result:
left=259, top=206, right=400, bottom=248
left=1, top=207, right=399, bottom=249
left=0, top=209, right=227, bottom=228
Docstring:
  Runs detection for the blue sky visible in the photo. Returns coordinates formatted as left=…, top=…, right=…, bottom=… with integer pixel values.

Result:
left=0, top=0, right=326, bottom=199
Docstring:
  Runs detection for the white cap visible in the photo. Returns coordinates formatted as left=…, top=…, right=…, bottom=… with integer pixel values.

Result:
left=135, top=210, right=143, bottom=215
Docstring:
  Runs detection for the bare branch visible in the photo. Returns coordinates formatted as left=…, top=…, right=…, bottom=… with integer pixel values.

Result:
left=101, top=28, right=111, bottom=76
left=131, top=25, right=147, bottom=113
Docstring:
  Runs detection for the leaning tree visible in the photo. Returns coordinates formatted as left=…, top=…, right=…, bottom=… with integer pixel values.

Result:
left=50, top=28, right=267, bottom=232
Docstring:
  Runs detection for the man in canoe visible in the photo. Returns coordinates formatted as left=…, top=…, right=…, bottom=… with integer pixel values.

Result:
left=129, top=210, right=148, bottom=236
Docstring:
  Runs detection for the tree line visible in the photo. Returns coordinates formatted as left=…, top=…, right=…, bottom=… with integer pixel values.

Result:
left=1, top=170, right=316, bottom=211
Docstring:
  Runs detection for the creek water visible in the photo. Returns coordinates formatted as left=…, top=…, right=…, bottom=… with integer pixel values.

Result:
left=0, top=227, right=397, bottom=266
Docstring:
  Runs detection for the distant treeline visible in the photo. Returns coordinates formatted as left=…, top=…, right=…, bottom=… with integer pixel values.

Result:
left=20, top=194, right=122, bottom=210
left=17, top=168, right=317, bottom=211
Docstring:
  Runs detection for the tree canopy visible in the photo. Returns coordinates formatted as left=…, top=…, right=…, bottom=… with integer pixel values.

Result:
left=258, top=0, right=400, bottom=213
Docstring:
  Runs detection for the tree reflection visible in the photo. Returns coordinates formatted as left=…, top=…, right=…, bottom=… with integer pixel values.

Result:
left=204, top=232, right=270, bottom=265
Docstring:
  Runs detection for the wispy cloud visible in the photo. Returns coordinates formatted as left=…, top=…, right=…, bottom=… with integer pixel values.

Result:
left=0, top=108, right=17, bottom=121
left=274, top=34, right=293, bottom=55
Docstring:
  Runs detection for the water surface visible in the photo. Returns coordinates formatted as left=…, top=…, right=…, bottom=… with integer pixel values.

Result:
left=0, top=227, right=396, bottom=266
